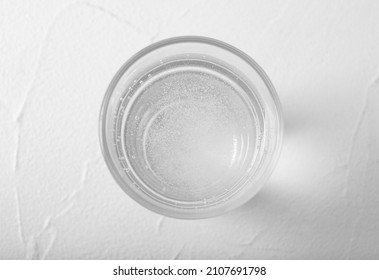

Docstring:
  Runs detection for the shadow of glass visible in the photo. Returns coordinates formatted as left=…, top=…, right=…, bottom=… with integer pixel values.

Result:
left=225, top=183, right=298, bottom=225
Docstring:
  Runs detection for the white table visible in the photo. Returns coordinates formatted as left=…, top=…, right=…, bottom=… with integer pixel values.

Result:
left=1, top=0, right=378, bottom=259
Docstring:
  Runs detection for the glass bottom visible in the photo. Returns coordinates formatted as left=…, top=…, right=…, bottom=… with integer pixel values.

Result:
left=115, top=58, right=265, bottom=207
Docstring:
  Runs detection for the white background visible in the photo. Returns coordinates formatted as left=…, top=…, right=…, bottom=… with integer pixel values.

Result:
left=1, top=0, right=379, bottom=259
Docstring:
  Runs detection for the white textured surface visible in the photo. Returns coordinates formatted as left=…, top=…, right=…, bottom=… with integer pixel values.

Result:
left=1, top=0, right=379, bottom=259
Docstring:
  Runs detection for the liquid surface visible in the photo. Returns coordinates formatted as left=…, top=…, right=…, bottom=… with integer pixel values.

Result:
left=120, top=59, right=260, bottom=203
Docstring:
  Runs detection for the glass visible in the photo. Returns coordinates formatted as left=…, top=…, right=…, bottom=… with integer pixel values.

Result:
left=99, top=36, right=283, bottom=219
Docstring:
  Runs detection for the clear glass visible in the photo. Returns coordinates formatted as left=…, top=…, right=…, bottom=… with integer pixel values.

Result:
left=99, top=36, right=283, bottom=219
